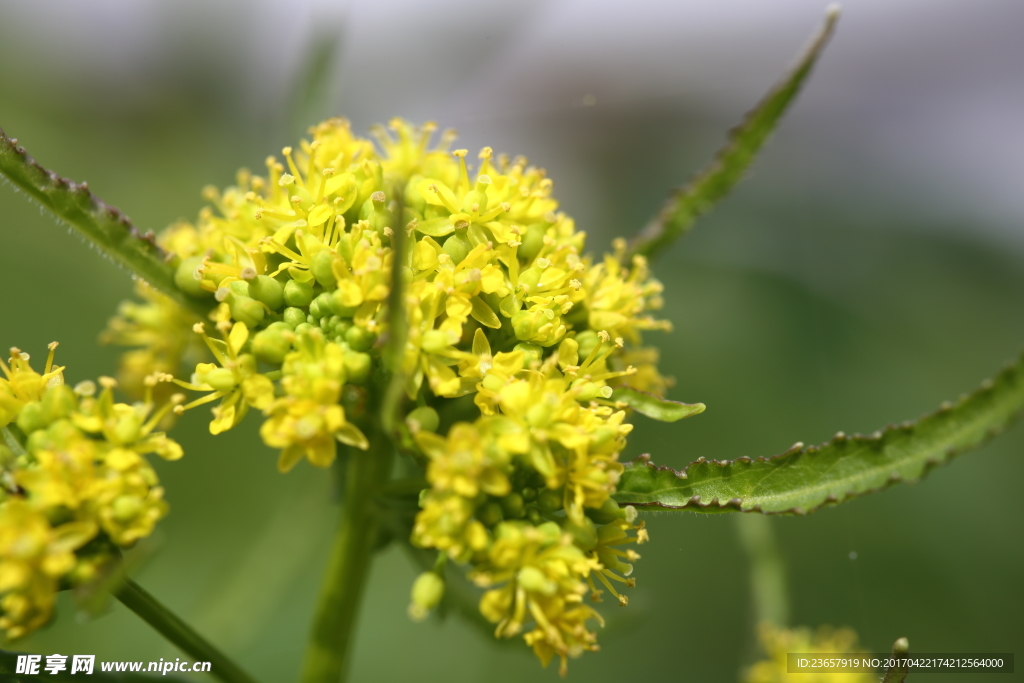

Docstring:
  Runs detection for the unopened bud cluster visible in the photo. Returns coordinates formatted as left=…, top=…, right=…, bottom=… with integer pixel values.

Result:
left=0, top=345, right=183, bottom=639
left=106, top=118, right=672, bottom=673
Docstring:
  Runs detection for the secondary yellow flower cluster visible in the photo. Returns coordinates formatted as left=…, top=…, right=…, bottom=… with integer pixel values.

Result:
left=105, top=118, right=671, bottom=672
left=0, top=344, right=183, bottom=640
left=745, top=623, right=876, bottom=683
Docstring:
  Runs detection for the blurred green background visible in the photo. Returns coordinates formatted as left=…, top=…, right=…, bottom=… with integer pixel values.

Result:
left=2, top=1, right=1023, bottom=681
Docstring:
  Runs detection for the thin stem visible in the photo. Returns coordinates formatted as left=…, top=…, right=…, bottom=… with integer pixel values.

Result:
left=300, top=434, right=394, bottom=683
left=113, top=577, right=260, bottom=683
left=735, top=514, right=789, bottom=627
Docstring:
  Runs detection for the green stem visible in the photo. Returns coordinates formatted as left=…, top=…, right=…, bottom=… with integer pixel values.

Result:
left=300, top=434, right=394, bottom=683
left=735, top=514, right=789, bottom=626
left=113, top=577, right=260, bottom=683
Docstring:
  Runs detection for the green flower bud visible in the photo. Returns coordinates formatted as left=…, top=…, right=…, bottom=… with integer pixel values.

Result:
left=229, top=294, right=266, bottom=328
left=112, top=494, right=144, bottom=523
left=512, top=310, right=544, bottom=340
left=513, top=342, right=544, bottom=365
left=421, top=329, right=450, bottom=354
left=345, top=325, right=376, bottom=352
left=229, top=280, right=250, bottom=297
left=537, top=488, right=563, bottom=514
left=283, top=307, right=307, bottom=328
left=40, top=384, right=77, bottom=424
left=294, top=322, right=315, bottom=335
left=586, top=497, right=628, bottom=525
left=283, top=279, right=315, bottom=307
left=249, top=275, right=285, bottom=311
left=473, top=501, right=500, bottom=529
left=311, top=249, right=338, bottom=289
left=575, top=330, right=600, bottom=360
left=343, top=350, right=372, bottom=384
left=408, top=571, right=445, bottom=622
left=308, top=297, right=324, bottom=320
left=174, top=256, right=209, bottom=298
left=518, top=223, right=547, bottom=262
left=311, top=292, right=335, bottom=321
left=113, top=413, right=143, bottom=445
left=333, top=318, right=352, bottom=337
left=526, top=507, right=545, bottom=525
left=526, top=402, right=553, bottom=428
left=405, top=406, right=439, bottom=434
left=253, top=327, right=294, bottom=364
left=328, top=289, right=360, bottom=317
left=442, top=232, right=472, bottom=265
left=16, top=401, right=46, bottom=434
left=25, top=428, right=51, bottom=454
left=521, top=487, right=537, bottom=502
left=201, top=367, right=237, bottom=392
left=517, top=566, right=554, bottom=595
left=500, top=492, right=525, bottom=519
left=571, top=379, right=600, bottom=402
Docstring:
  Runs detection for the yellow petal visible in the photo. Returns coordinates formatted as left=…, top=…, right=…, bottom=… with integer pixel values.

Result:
left=307, top=203, right=333, bottom=227
left=277, top=445, right=305, bottom=473
left=335, top=422, right=369, bottom=451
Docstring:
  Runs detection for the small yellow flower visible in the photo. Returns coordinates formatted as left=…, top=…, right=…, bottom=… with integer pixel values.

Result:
left=0, top=499, right=95, bottom=640
left=416, top=422, right=511, bottom=499
left=745, top=622, right=877, bottom=683
left=174, top=321, right=274, bottom=434
left=100, top=280, right=206, bottom=403
left=0, top=344, right=64, bottom=428
left=260, top=329, right=368, bottom=472
left=473, top=521, right=602, bottom=676
left=0, top=343, right=186, bottom=637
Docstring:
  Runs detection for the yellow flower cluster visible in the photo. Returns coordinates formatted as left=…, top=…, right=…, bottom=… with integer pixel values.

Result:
left=745, top=623, right=877, bottom=683
left=0, top=344, right=183, bottom=639
left=105, top=118, right=672, bottom=671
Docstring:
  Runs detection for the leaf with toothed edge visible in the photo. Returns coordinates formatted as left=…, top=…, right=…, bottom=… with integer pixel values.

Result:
left=627, top=6, right=840, bottom=261
left=610, top=387, right=705, bottom=422
left=613, top=351, right=1024, bottom=514
left=0, top=128, right=210, bottom=318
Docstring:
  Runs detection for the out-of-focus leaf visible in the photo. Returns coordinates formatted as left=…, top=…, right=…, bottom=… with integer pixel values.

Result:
left=628, top=6, right=839, bottom=260
left=611, top=387, right=705, bottom=422
left=614, top=351, right=1024, bottom=514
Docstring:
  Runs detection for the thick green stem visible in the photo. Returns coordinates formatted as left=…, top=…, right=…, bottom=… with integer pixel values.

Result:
left=300, top=434, right=394, bottom=683
left=113, top=577, right=260, bottom=683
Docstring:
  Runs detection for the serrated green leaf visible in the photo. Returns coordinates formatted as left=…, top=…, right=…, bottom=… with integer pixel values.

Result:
left=628, top=7, right=839, bottom=260
left=614, top=351, right=1024, bottom=514
left=610, top=387, right=705, bottom=422
left=0, top=128, right=209, bottom=318
left=0, top=649, right=186, bottom=681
